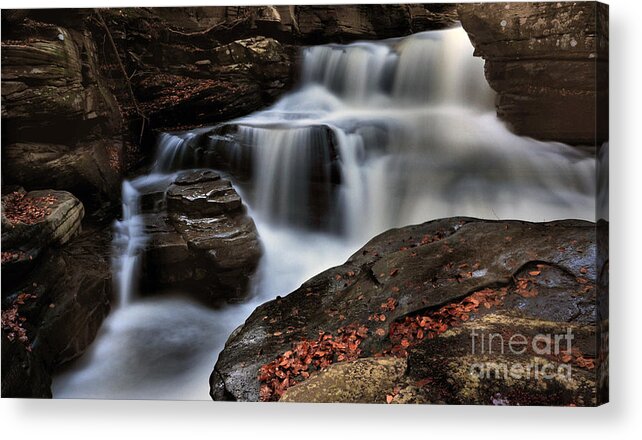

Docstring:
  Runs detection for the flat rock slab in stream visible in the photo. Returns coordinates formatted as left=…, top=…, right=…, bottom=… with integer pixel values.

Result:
left=167, top=170, right=242, bottom=216
left=211, top=217, right=603, bottom=405
left=142, top=170, right=261, bottom=305
left=2, top=189, right=84, bottom=285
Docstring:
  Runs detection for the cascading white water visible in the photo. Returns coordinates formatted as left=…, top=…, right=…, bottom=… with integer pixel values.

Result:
left=52, top=27, right=596, bottom=399
left=228, top=28, right=594, bottom=240
left=111, top=133, right=197, bottom=306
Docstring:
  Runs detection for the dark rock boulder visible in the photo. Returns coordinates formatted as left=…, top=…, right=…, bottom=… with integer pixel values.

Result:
left=211, top=217, right=602, bottom=405
left=1, top=226, right=112, bottom=398
left=458, top=2, right=608, bottom=146
left=142, top=170, right=261, bottom=305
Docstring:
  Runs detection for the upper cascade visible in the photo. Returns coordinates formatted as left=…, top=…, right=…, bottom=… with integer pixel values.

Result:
left=299, top=28, right=495, bottom=109
left=150, top=27, right=595, bottom=242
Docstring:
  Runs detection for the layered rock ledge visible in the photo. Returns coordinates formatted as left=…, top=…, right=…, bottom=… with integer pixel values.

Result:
left=142, top=170, right=261, bottom=305
left=211, top=217, right=606, bottom=405
left=458, top=2, right=608, bottom=146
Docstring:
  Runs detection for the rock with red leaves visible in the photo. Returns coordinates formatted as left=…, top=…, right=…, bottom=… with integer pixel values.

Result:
left=211, top=217, right=602, bottom=404
left=1, top=189, right=84, bottom=282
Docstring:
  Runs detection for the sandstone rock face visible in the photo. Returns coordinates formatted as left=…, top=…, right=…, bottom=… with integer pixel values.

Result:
left=287, top=4, right=458, bottom=42
left=458, top=2, right=608, bottom=146
left=142, top=170, right=261, bottom=305
left=1, top=27, right=116, bottom=130
left=1, top=19, right=122, bottom=205
left=1, top=227, right=112, bottom=398
left=211, top=218, right=603, bottom=405
left=2, top=142, right=120, bottom=201
left=148, top=4, right=458, bottom=42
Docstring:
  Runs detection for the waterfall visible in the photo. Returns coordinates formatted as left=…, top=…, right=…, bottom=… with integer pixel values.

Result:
left=110, top=132, right=196, bottom=306
left=53, top=27, right=596, bottom=400
left=206, top=27, right=594, bottom=238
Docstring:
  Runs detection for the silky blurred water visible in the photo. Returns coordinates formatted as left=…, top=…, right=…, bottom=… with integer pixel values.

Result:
left=53, top=27, right=595, bottom=400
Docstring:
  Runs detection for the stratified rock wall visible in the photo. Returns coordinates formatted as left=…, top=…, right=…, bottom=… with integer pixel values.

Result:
left=458, top=2, right=608, bottom=146
left=1, top=21, right=123, bottom=206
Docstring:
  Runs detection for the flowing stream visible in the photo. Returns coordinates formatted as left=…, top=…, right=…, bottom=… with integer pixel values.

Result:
left=52, top=27, right=595, bottom=400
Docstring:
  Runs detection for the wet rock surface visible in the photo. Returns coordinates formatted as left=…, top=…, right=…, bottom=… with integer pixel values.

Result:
left=1, top=226, right=112, bottom=398
left=142, top=170, right=261, bottom=305
left=211, top=217, right=601, bottom=404
left=458, top=2, right=608, bottom=145
left=167, top=170, right=242, bottom=216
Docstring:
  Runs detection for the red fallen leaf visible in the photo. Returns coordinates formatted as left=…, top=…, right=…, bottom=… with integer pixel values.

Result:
left=463, top=297, right=477, bottom=306
left=577, top=357, right=595, bottom=370
left=335, top=274, right=342, bottom=281
left=400, top=339, right=410, bottom=348
left=379, top=315, right=386, bottom=322
left=415, top=378, right=432, bottom=388
left=528, top=270, right=541, bottom=276
left=389, top=268, right=399, bottom=277
left=580, top=267, right=588, bottom=274
left=561, top=353, right=573, bottom=363
left=376, top=328, right=386, bottom=337
left=386, top=395, right=394, bottom=404
left=391, top=286, right=400, bottom=293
